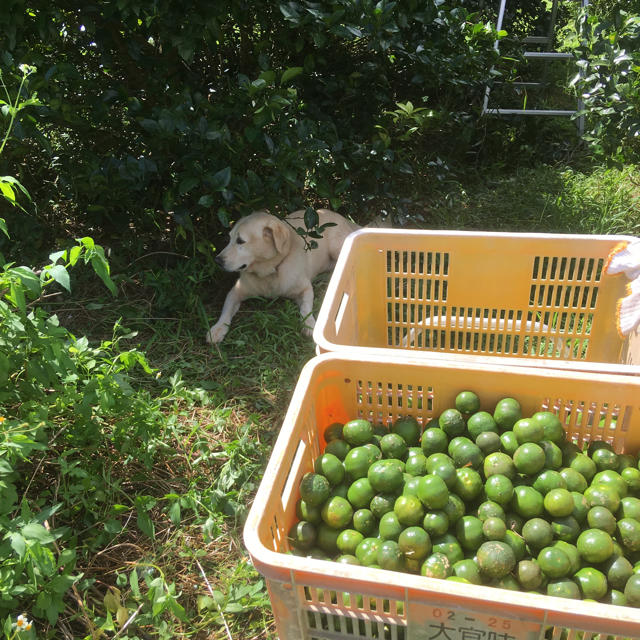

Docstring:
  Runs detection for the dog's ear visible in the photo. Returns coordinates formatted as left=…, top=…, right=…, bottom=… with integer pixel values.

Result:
left=263, top=219, right=291, bottom=256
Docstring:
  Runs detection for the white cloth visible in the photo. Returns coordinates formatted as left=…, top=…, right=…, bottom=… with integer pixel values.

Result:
left=606, top=239, right=640, bottom=336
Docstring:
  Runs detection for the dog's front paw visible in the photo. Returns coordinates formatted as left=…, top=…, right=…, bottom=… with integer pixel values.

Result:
left=302, top=326, right=314, bottom=337
left=206, top=324, right=228, bottom=344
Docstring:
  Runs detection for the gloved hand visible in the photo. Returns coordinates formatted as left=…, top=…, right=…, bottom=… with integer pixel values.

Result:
left=605, top=239, right=640, bottom=337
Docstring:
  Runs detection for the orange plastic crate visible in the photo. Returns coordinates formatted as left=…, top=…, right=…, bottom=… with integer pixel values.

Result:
left=313, top=230, right=640, bottom=374
left=243, top=353, right=640, bottom=640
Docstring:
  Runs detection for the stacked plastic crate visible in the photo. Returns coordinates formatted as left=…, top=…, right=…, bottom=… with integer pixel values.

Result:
left=244, top=230, right=640, bottom=640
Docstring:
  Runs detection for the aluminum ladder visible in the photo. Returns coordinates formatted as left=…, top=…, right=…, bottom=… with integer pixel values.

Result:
left=482, top=0, right=589, bottom=133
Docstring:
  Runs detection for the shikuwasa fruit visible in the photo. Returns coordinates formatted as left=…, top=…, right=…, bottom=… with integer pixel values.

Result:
left=287, top=392, right=640, bottom=608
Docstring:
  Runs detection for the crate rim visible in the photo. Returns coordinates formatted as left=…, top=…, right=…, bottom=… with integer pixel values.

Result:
left=243, top=352, right=640, bottom=634
left=313, top=228, right=640, bottom=375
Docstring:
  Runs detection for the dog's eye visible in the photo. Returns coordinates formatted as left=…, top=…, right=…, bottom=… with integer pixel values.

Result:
left=236, top=237, right=245, bottom=245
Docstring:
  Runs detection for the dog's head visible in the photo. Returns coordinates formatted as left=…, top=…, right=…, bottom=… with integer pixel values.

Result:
left=215, top=210, right=291, bottom=276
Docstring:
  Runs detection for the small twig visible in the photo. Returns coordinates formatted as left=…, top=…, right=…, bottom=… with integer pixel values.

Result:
left=195, top=558, right=233, bottom=640
left=112, top=602, right=144, bottom=639
left=128, top=251, right=189, bottom=266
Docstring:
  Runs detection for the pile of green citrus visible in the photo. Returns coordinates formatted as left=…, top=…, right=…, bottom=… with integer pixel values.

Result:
left=287, top=391, right=640, bottom=608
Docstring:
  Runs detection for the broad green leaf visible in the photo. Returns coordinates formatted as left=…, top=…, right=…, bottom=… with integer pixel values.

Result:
left=46, top=264, right=71, bottom=291
left=281, top=66, right=303, bottom=84
left=209, top=167, right=231, bottom=191
left=90, top=255, right=117, bottom=296
left=0, top=182, right=15, bottom=202
left=22, top=522, right=55, bottom=544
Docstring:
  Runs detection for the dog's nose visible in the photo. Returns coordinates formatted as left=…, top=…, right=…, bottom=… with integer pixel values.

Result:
left=214, top=255, right=224, bottom=267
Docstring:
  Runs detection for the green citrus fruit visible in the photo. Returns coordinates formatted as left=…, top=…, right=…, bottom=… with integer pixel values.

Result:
left=404, top=453, right=428, bottom=476
left=543, top=488, right=575, bottom=518
left=379, top=511, right=403, bottom=541
left=438, top=408, right=466, bottom=438
left=379, top=433, right=408, bottom=460
left=622, top=467, right=640, bottom=493
left=336, top=554, right=360, bottom=565
left=347, top=478, right=376, bottom=509
left=619, top=496, right=640, bottom=521
left=592, top=447, right=619, bottom=472
left=574, top=567, right=608, bottom=600
left=314, top=453, right=345, bottom=486
left=584, top=483, right=621, bottom=513
left=417, top=474, right=449, bottom=509
left=453, top=467, right=483, bottom=502
left=531, top=411, right=565, bottom=444
left=324, top=422, right=344, bottom=442
left=456, top=515, right=485, bottom=551
left=482, top=516, right=507, bottom=541
left=368, top=459, right=404, bottom=493
left=300, top=472, right=331, bottom=506
left=593, top=469, right=627, bottom=497
left=603, top=554, right=633, bottom=591
left=288, top=521, right=317, bottom=550
left=569, top=453, right=597, bottom=482
left=355, top=537, right=382, bottom=565
left=392, top=416, right=421, bottom=446
left=325, top=438, right=350, bottom=460
left=476, top=500, right=506, bottom=522
left=432, top=533, right=464, bottom=564
left=422, top=510, right=449, bottom=537
left=476, top=431, right=502, bottom=455
left=623, top=574, right=640, bottom=607
left=352, top=508, right=376, bottom=536
left=477, top=541, right=516, bottom=579
left=493, top=398, right=522, bottom=431
left=321, top=496, right=353, bottom=529
left=503, top=529, right=526, bottom=561
left=513, top=442, right=546, bottom=476
left=537, top=546, right=571, bottom=578
left=421, top=552, right=452, bottom=579
left=586, top=505, right=616, bottom=534
left=539, top=440, right=563, bottom=470
left=485, top=474, right=514, bottom=506
left=316, top=523, right=340, bottom=554
left=336, top=529, right=364, bottom=555
left=484, top=452, right=516, bottom=479
left=552, top=540, right=581, bottom=573
left=500, top=431, right=519, bottom=456
left=559, top=467, right=588, bottom=493
left=551, top=515, right=581, bottom=543
left=617, top=517, right=640, bottom=553
left=370, top=493, right=398, bottom=519
left=511, top=485, right=544, bottom=519
left=577, top=528, right=614, bottom=563
left=344, top=446, right=376, bottom=480
left=546, top=579, right=580, bottom=599
left=394, top=494, right=425, bottom=526
left=517, top=559, right=543, bottom=590
left=342, top=419, right=374, bottom=446
left=452, top=558, right=481, bottom=584
left=421, top=427, right=449, bottom=456
left=522, top=517, right=553, bottom=549
left=296, top=498, right=322, bottom=524
left=398, top=526, right=432, bottom=562
left=533, top=469, right=566, bottom=495
left=467, top=411, right=498, bottom=440
left=455, top=390, right=481, bottom=415
left=513, top=418, right=544, bottom=444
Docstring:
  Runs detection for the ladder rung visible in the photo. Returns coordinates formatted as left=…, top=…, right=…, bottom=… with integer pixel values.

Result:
left=524, top=51, right=573, bottom=59
left=523, top=36, right=552, bottom=44
left=484, top=108, right=577, bottom=116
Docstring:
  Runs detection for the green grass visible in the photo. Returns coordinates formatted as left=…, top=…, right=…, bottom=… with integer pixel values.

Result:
left=4, top=160, right=639, bottom=639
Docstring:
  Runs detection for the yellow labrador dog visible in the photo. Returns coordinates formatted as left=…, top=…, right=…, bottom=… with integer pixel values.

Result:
left=206, top=209, right=359, bottom=344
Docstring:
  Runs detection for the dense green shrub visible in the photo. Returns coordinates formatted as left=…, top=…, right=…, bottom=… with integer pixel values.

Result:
left=0, top=0, right=501, bottom=252
left=571, top=9, right=640, bottom=162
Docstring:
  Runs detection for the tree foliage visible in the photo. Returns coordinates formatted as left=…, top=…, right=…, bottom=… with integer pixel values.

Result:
left=1, top=0, right=501, bottom=249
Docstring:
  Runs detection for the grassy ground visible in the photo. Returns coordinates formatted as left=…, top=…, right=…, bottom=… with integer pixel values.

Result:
left=23, top=159, right=639, bottom=639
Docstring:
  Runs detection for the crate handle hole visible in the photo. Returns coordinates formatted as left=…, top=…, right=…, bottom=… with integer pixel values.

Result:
left=281, top=439, right=307, bottom=512
left=334, top=292, right=349, bottom=334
